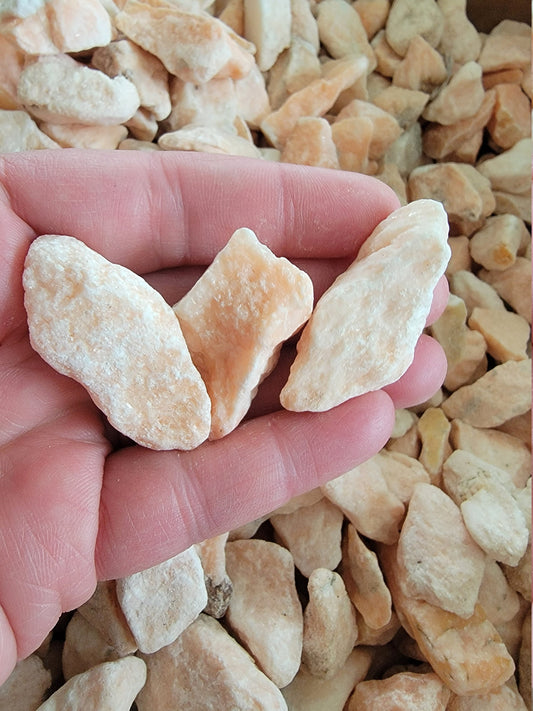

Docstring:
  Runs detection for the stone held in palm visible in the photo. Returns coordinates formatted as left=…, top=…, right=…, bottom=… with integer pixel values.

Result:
left=23, top=234, right=211, bottom=451
left=280, top=199, right=450, bottom=412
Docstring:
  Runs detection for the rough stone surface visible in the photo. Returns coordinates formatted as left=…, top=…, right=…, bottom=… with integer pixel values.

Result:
left=0, top=35, right=25, bottom=110
left=430, top=293, right=488, bottom=391
left=449, top=270, right=505, bottom=315
left=423, top=61, right=485, bottom=125
left=136, top=614, right=288, bottom=710
left=331, top=116, right=373, bottom=173
left=224, top=539, right=303, bottom=688
left=280, top=116, right=340, bottom=169
left=165, top=76, right=237, bottom=132
left=340, top=522, right=392, bottom=629
left=447, top=684, right=529, bottom=710
left=479, top=257, right=532, bottom=323
left=173, top=227, right=313, bottom=439
left=449, top=420, right=531, bottom=488
left=195, top=533, right=233, bottom=619
left=468, top=307, right=530, bottom=362
left=470, top=214, right=526, bottom=271
left=385, top=0, right=444, bottom=56
left=442, top=359, right=532, bottom=427
left=336, top=98, right=402, bottom=160
left=302, top=569, right=358, bottom=678
left=373, top=86, right=429, bottom=129
left=477, top=138, right=531, bottom=194
left=158, top=125, right=262, bottom=157
left=91, top=38, right=171, bottom=121
left=437, top=0, right=481, bottom=64
left=349, top=671, right=451, bottom=711
left=417, top=407, right=451, bottom=484
left=486, top=82, right=531, bottom=150
left=392, top=35, right=447, bottom=92
left=243, top=0, right=291, bottom=71
left=322, top=456, right=405, bottom=544
left=477, top=558, right=521, bottom=627
left=281, top=199, right=450, bottom=411
left=2, top=0, right=112, bottom=55
left=460, top=484, right=529, bottom=566
left=397, top=482, right=486, bottom=617
left=36, top=657, right=146, bottom=711
left=317, top=0, right=376, bottom=67
left=423, top=89, right=495, bottom=161
left=116, top=546, right=207, bottom=654
left=379, top=543, right=516, bottom=696
left=23, top=235, right=211, bottom=450
left=270, top=497, right=343, bottom=578
left=115, top=0, right=255, bottom=83
left=0, top=109, right=61, bottom=151
left=261, top=55, right=369, bottom=148
left=17, top=55, right=140, bottom=126
left=408, top=163, right=494, bottom=235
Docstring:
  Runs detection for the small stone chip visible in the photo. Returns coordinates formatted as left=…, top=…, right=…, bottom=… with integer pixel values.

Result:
left=23, top=235, right=211, bottom=450
left=340, top=522, right=392, bottom=630
left=116, top=546, right=208, bottom=654
left=270, top=497, right=344, bottom=578
left=349, top=671, right=451, bottom=711
left=36, top=656, right=147, bottom=711
left=136, top=614, right=288, bottom=710
left=225, top=539, right=303, bottom=688
left=17, top=54, right=140, bottom=126
left=442, top=359, right=532, bottom=427
left=379, top=543, right=516, bottom=696
left=115, top=0, right=255, bottom=83
left=397, top=482, right=486, bottom=617
left=280, top=199, right=450, bottom=412
left=174, top=227, right=313, bottom=439
left=302, top=568, right=358, bottom=679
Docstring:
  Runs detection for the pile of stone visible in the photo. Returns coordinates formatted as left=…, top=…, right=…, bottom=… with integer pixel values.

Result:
left=0, top=0, right=530, bottom=709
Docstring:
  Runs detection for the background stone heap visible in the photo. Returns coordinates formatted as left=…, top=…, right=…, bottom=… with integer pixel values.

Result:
left=0, top=0, right=531, bottom=709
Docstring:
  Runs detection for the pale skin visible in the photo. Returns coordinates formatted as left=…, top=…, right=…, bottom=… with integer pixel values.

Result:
left=0, top=149, right=448, bottom=685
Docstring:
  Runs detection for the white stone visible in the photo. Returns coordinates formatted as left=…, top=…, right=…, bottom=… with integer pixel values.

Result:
left=397, top=482, right=486, bottom=617
left=136, top=614, right=288, bottom=710
left=116, top=546, right=208, bottom=654
left=36, top=657, right=146, bottom=711
left=17, top=55, right=140, bottom=126
left=281, top=199, right=450, bottom=411
left=225, top=539, right=303, bottom=687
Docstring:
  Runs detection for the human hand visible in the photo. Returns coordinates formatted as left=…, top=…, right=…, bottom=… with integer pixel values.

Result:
left=0, top=149, right=448, bottom=685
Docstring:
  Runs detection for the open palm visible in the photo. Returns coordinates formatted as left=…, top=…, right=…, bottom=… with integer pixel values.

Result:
left=0, top=149, right=448, bottom=685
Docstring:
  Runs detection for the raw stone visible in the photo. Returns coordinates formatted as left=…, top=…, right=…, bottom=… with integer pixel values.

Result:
left=270, top=497, right=344, bottom=577
left=17, top=55, right=140, bottom=126
left=396, top=482, right=485, bottom=617
left=136, top=614, right=288, bottom=711
left=173, top=227, right=313, bottom=439
left=36, top=657, right=147, bottom=711
left=23, top=235, right=211, bottom=450
left=281, top=199, right=450, bottom=411
left=302, top=568, right=358, bottom=678
left=116, top=546, right=207, bottom=654
left=224, top=539, right=303, bottom=688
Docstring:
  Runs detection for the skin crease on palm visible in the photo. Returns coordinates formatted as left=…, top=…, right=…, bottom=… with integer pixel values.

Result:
left=0, top=149, right=449, bottom=686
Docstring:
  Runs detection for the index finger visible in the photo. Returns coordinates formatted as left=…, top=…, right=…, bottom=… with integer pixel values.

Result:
left=0, top=149, right=400, bottom=274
